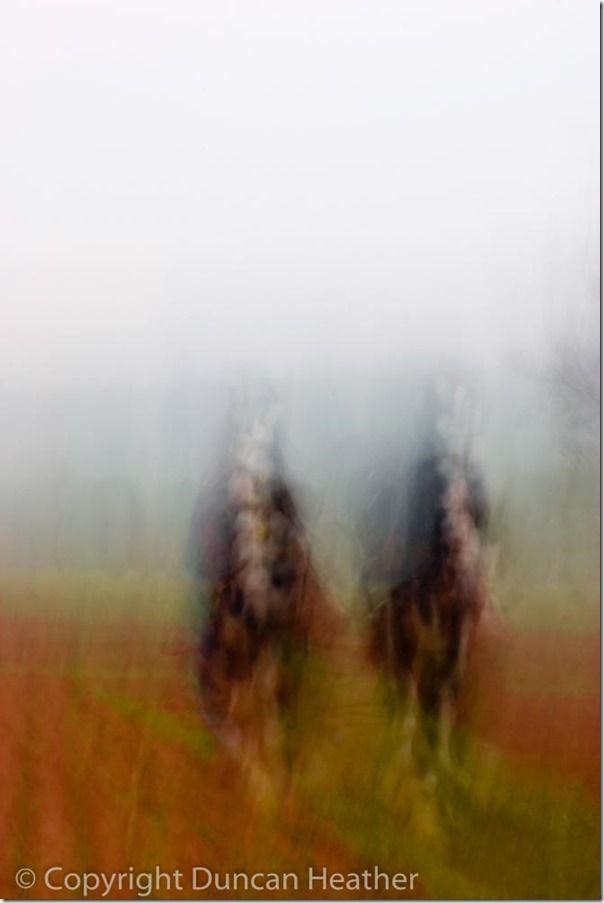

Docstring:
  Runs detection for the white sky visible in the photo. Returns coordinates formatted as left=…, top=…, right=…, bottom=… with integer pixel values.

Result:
left=0, top=0, right=599, bottom=389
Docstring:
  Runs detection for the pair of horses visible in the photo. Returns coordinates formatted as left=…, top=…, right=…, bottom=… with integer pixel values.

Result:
left=190, top=406, right=491, bottom=803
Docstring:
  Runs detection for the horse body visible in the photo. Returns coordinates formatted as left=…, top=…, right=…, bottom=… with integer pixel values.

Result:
left=370, top=447, right=490, bottom=774
left=192, top=405, right=323, bottom=799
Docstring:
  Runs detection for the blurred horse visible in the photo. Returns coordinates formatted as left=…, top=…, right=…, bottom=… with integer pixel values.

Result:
left=367, top=385, right=491, bottom=779
left=190, top=401, right=327, bottom=802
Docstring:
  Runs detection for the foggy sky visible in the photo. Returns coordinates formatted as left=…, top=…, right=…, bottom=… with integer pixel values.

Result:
left=0, top=0, right=598, bottom=390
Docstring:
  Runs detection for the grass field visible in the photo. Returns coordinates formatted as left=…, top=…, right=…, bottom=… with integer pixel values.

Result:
left=0, top=576, right=599, bottom=900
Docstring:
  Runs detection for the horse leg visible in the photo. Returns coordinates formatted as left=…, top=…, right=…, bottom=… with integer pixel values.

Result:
left=437, top=610, right=474, bottom=770
left=389, top=585, right=421, bottom=765
left=417, top=690, right=441, bottom=775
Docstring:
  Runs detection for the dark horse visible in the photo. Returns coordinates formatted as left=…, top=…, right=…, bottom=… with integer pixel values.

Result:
left=189, top=405, right=327, bottom=801
left=368, top=440, right=490, bottom=778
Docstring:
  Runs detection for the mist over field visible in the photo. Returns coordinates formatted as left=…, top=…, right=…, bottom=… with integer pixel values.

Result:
left=0, top=1, right=598, bottom=612
left=0, top=1, right=598, bottom=609
left=0, top=355, right=598, bottom=610
left=0, top=2, right=599, bottom=900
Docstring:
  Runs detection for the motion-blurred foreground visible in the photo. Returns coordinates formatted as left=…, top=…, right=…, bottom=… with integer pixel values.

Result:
left=0, top=371, right=599, bottom=900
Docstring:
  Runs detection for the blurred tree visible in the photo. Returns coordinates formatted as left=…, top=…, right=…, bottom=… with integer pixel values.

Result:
left=547, top=277, right=599, bottom=463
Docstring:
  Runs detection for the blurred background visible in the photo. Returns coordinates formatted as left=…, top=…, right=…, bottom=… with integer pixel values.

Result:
left=0, top=1, right=599, bottom=899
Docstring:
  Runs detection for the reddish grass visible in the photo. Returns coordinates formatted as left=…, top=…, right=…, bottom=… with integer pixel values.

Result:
left=0, top=612, right=599, bottom=899
left=463, top=620, right=600, bottom=797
